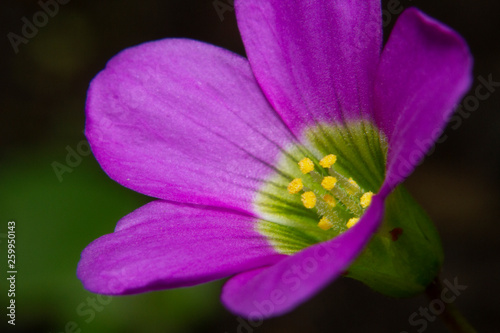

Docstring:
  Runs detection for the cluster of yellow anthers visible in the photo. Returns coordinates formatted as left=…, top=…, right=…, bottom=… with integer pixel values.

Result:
left=287, top=154, right=374, bottom=231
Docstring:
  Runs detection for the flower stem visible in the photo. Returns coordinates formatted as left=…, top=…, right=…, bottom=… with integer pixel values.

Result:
left=425, top=278, right=477, bottom=333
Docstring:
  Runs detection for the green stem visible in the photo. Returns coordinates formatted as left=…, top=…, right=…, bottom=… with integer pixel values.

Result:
left=425, top=278, right=477, bottom=333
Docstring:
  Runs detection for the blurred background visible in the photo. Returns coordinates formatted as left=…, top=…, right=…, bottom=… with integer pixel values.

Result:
left=1, top=0, right=499, bottom=332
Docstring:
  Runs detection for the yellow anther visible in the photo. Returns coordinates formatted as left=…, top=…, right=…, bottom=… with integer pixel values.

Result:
left=298, top=158, right=315, bottom=174
left=347, top=177, right=361, bottom=195
left=347, top=177, right=359, bottom=188
left=301, top=191, right=317, bottom=209
left=348, top=177, right=359, bottom=187
left=323, top=194, right=337, bottom=207
left=318, top=217, right=334, bottom=231
left=360, top=191, right=374, bottom=209
left=321, top=176, right=337, bottom=190
left=287, top=178, right=304, bottom=194
left=346, top=217, right=360, bottom=229
left=319, top=154, right=337, bottom=168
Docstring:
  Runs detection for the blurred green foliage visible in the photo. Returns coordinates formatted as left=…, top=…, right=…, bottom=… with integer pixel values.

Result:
left=0, top=147, right=224, bottom=332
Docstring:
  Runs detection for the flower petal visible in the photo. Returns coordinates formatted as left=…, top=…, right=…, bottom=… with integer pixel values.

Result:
left=86, top=38, right=296, bottom=213
left=374, top=8, right=473, bottom=187
left=221, top=194, right=385, bottom=318
left=77, top=201, right=285, bottom=294
left=235, top=0, right=382, bottom=136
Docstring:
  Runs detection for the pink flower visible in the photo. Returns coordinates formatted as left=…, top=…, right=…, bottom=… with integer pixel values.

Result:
left=78, top=0, right=472, bottom=319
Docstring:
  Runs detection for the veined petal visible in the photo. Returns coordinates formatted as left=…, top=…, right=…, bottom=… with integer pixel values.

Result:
left=235, top=0, right=382, bottom=136
left=374, top=8, right=473, bottom=187
left=86, top=38, right=296, bottom=213
left=77, top=201, right=285, bottom=294
left=221, top=194, right=385, bottom=318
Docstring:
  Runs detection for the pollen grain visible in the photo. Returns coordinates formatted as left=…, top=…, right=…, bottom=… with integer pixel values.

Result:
left=287, top=178, right=304, bottom=194
left=321, top=176, right=337, bottom=190
left=360, top=192, right=374, bottom=209
left=298, top=158, right=315, bottom=174
left=319, top=154, right=337, bottom=168
left=301, top=191, right=317, bottom=209
left=318, top=217, right=334, bottom=231
left=346, top=217, right=360, bottom=229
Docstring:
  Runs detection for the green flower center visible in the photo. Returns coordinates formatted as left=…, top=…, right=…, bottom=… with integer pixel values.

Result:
left=254, top=120, right=388, bottom=255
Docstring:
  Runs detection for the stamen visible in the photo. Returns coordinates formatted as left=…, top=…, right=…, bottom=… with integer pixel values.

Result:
left=346, top=217, right=360, bottom=229
left=287, top=178, right=304, bottom=194
left=327, top=169, right=362, bottom=196
left=319, top=154, right=337, bottom=168
left=346, top=178, right=361, bottom=195
left=301, top=191, right=317, bottom=209
left=315, top=199, right=340, bottom=224
left=321, top=176, right=337, bottom=190
left=298, top=158, right=315, bottom=174
left=328, top=186, right=363, bottom=216
left=287, top=154, right=375, bottom=234
left=310, top=171, right=363, bottom=216
left=318, top=217, right=334, bottom=231
left=360, top=192, right=374, bottom=209
left=323, top=194, right=336, bottom=207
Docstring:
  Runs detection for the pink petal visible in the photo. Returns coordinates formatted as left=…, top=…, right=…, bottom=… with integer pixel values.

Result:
left=221, top=194, right=385, bottom=318
left=77, top=201, right=285, bottom=294
left=236, top=0, right=382, bottom=136
left=86, top=38, right=296, bottom=213
left=374, top=8, right=473, bottom=187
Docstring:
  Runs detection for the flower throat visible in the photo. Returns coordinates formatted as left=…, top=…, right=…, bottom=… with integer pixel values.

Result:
left=287, top=154, right=374, bottom=232
left=254, top=120, right=387, bottom=255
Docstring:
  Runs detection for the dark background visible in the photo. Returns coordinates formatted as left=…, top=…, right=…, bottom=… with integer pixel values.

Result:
left=1, top=0, right=499, bottom=332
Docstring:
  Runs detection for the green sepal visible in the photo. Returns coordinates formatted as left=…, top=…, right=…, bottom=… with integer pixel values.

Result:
left=346, top=185, right=444, bottom=297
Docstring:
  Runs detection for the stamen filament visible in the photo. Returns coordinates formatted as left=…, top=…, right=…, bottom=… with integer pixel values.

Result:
left=329, top=185, right=363, bottom=216
left=323, top=194, right=336, bottom=207
left=328, top=169, right=362, bottom=196
left=316, top=200, right=342, bottom=232
left=310, top=171, right=363, bottom=216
